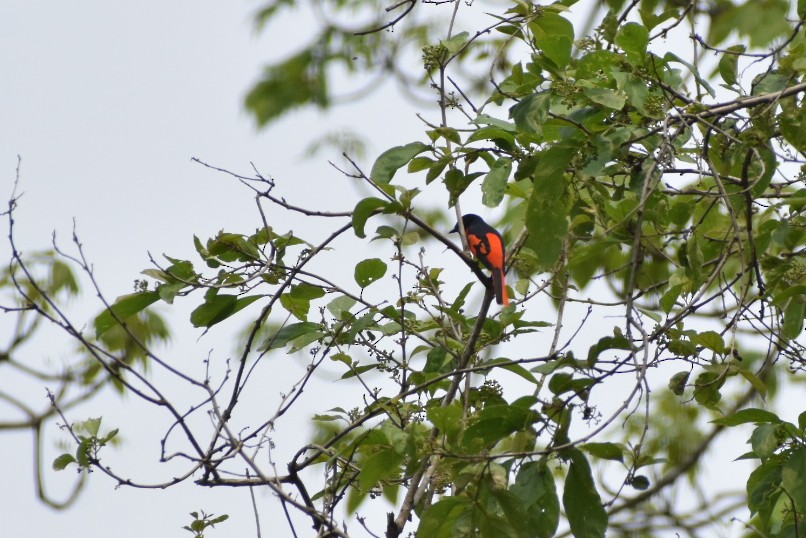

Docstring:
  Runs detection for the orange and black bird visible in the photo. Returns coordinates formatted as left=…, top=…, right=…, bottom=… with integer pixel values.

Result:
left=451, top=214, right=510, bottom=306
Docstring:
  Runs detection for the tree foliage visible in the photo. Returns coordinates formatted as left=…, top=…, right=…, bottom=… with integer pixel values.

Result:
left=3, top=0, right=806, bottom=536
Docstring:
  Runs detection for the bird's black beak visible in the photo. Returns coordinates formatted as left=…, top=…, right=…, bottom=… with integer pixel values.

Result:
left=449, top=223, right=459, bottom=234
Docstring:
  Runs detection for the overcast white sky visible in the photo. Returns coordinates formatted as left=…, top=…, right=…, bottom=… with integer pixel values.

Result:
left=1, top=1, right=794, bottom=537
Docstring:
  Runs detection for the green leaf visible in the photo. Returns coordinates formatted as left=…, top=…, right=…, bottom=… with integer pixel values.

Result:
left=281, top=283, right=325, bottom=321
left=427, top=403, right=464, bottom=437
left=582, top=442, right=624, bottom=462
left=718, top=45, right=745, bottom=86
left=693, top=370, right=724, bottom=408
left=370, top=142, right=429, bottom=184
left=563, top=448, right=607, bottom=538
left=782, top=447, right=806, bottom=514
left=510, top=93, right=550, bottom=135
left=747, top=459, right=783, bottom=517
left=482, top=158, right=512, bottom=207
left=408, top=156, right=435, bottom=173
left=82, top=417, right=102, bottom=437
left=441, top=31, right=469, bottom=55
left=94, top=291, right=160, bottom=337
left=691, top=330, right=726, bottom=354
left=354, top=258, right=388, bottom=288
left=583, top=88, right=626, bottom=110
left=750, top=423, right=782, bottom=460
left=352, top=197, right=388, bottom=238
left=668, top=371, right=689, bottom=396
left=615, top=22, right=648, bottom=64
left=664, top=52, right=715, bottom=98
left=510, top=461, right=560, bottom=538
left=487, top=358, right=538, bottom=384
left=525, top=145, right=576, bottom=269
left=417, top=496, right=473, bottom=537
left=782, top=297, right=805, bottom=341
left=359, top=449, right=403, bottom=491
left=245, top=50, right=328, bottom=125
left=472, top=114, right=517, bottom=131
left=739, top=369, right=768, bottom=398
left=586, top=331, right=632, bottom=367
left=531, top=13, right=574, bottom=69
left=711, top=408, right=781, bottom=427
left=260, top=322, right=320, bottom=351
left=327, top=295, right=356, bottom=319
left=190, top=294, right=262, bottom=328
left=52, top=453, right=76, bottom=471
left=462, top=405, right=539, bottom=450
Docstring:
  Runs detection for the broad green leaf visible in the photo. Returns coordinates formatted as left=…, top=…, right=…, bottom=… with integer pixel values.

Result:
left=510, top=92, right=550, bottom=135
left=50, top=260, right=79, bottom=295
left=668, top=371, right=689, bottom=396
left=664, top=52, right=715, bottom=97
left=747, top=459, right=783, bottom=516
left=52, top=453, right=76, bottom=471
left=352, top=197, right=388, bottom=238
left=548, top=372, right=596, bottom=397
left=81, top=417, right=102, bottom=437
left=370, top=142, right=429, bottom=184
left=711, top=408, right=781, bottom=427
left=525, top=145, right=576, bottom=269
left=510, top=461, right=559, bottom=538
left=691, top=331, right=726, bottom=354
left=260, top=321, right=320, bottom=351
left=467, top=126, right=516, bottom=145
left=782, top=297, right=805, bottom=341
left=563, top=448, right=607, bottom=538
left=718, top=45, right=745, bottom=86
left=95, top=291, right=160, bottom=337
left=408, top=156, right=435, bottom=173
left=76, top=438, right=92, bottom=467
left=354, top=258, right=388, bottom=288
left=245, top=50, right=327, bottom=125
left=472, top=114, right=517, bottom=131
left=615, top=22, right=648, bottom=64
left=693, top=370, right=724, bottom=408
left=487, top=358, right=538, bottom=384
left=639, top=7, right=679, bottom=31
left=739, top=369, right=768, bottom=398
left=341, top=363, right=379, bottom=379
left=582, top=442, right=625, bottom=462
left=327, top=295, right=356, bottom=319
left=441, top=31, right=469, bottom=55
left=531, top=13, right=574, bottom=69
left=190, top=294, right=262, bottom=328
left=281, top=283, right=325, bottom=321
left=417, top=496, right=473, bottom=537
left=427, top=402, right=464, bottom=437
left=359, top=449, right=403, bottom=491
left=444, top=168, right=483, bottom=206
left=462, top=405, right=539, bottom=450
left=750, top=423, right=782, bottom=460
left=482, top=158, right=512, bottom=207
left=583, top=88, right=626, bottom=110
left=782, top=447, right=806, bottom=514
left=587, top=331, right=632, bottom=367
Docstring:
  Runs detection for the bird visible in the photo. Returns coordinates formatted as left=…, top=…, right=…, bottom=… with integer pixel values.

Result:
left=450, top=214, right=510, bottom=306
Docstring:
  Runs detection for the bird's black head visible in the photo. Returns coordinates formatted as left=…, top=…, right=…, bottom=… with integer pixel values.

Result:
left=450, top=213, right=483, bottom=234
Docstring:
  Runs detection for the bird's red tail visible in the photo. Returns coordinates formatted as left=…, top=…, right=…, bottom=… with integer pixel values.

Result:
left=492, top=268, right=510, bottom=306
